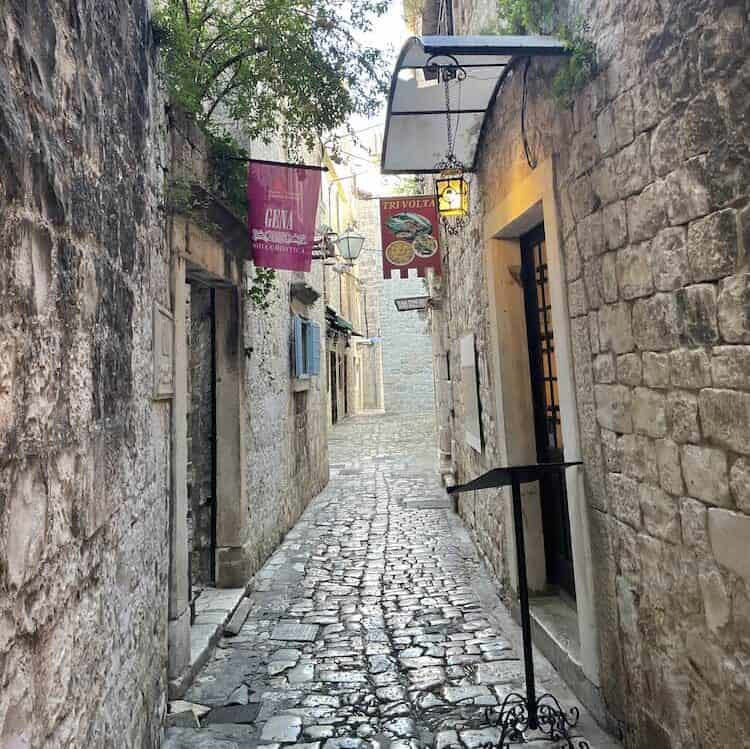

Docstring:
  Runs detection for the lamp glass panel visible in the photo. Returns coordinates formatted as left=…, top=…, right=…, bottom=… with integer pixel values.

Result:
left=436, top=176, right=469, bottom=218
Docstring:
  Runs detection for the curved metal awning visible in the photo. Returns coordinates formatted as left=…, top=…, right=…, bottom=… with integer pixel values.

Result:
left=381, top=35, right=567, bottom=175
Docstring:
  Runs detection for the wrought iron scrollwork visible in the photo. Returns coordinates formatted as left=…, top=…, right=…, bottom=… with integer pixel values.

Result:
left=487, top=692, right=591, bottom=748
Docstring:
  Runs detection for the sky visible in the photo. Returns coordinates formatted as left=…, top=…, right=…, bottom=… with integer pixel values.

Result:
left=337, top=0, right=412, bottom=196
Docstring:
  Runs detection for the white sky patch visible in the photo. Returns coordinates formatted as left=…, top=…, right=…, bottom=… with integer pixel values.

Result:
left=338, top=0, right=414, bottom=197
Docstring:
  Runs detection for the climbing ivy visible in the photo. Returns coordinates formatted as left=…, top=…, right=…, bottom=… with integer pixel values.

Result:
left=494, top=0, right=597, bottom=107
left=247, top=266, right=277, bottom=311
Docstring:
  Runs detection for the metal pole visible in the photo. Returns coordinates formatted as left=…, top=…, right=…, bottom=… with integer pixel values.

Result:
left=511, top=475, right=537, bottom=729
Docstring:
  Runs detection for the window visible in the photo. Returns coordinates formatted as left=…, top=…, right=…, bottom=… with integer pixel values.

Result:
left=292, top=315, right=321, bottom=378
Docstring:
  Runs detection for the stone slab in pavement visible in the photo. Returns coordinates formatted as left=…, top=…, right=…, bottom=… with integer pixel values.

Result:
left=165, top=413, right=620, bottom=749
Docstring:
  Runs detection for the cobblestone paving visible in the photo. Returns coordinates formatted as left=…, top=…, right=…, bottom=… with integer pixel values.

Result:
left=166, top=413, right=619, bottom=749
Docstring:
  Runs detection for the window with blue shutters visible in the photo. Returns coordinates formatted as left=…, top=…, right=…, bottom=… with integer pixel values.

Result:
left=292, top=315, right=321, bottom=378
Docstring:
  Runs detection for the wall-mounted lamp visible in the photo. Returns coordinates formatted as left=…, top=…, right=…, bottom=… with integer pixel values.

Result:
left=336, top=227, right=365, bottom=263
left=436, top=169, right=469, bottom=219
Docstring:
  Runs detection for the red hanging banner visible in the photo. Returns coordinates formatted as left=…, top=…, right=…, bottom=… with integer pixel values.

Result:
left=379, top=196, right=442, bottom=279
left=247, top=160, right=322, bottom=272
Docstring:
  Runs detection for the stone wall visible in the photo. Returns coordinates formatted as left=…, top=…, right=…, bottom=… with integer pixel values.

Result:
left=443, top=0, right=750, bottom=746
left=354, top=198, right=385, bottom=411
left=242, top=260, right=329, bottom=577
left=381, top=272, right=437, bottom=418
left=0, top=2, right=170, bottom=747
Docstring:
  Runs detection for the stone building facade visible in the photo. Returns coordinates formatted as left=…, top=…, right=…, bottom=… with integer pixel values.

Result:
left=0, top=4, right=331, bottom=746
left=166, top=116, right=329, bottom=696
left=321, top=162, right=386, bottom=425
left=0, top=2, right=171, bottom=746
left=415, top=0, right=750, bottom=746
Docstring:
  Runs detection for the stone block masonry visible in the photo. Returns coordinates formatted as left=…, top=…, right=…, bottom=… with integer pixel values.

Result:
left=436, top=0, right=750, bottom=746
left=0, top=1, right=171, bottom=747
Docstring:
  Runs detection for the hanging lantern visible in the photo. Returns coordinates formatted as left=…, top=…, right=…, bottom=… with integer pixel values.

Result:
left=436, top=168, right=469, bottom=219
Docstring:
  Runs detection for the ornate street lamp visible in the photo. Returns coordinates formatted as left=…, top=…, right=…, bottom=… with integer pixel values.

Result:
left=336, top=227, right=365, bottom=263
left=435, top=165, right=470, bottom=220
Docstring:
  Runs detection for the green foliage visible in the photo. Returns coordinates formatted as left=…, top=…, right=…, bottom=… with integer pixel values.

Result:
left=496, top=0, right=555, bottom=34
left=391, top=176, right=425, bottom=195
left=550, top=20, right=597, bottom=107
left=495, top=0, right=597, bottom=106
left=247, top=266, right=277, bottom=310
left=205, top=130, right=249, bottom=219
left=153, top=0, right=389, bottom=150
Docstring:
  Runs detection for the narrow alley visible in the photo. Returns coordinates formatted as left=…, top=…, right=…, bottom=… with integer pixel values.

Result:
left=165, top=413, right=617, bottom=749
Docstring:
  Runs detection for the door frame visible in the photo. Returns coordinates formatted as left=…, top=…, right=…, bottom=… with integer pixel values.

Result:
left=519, top=224, right=576, bottom=598
left=482, top=157, right=600, bottom=687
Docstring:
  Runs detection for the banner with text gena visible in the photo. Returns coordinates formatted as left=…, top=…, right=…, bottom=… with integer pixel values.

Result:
left=247, top=160, right=322, bottom=272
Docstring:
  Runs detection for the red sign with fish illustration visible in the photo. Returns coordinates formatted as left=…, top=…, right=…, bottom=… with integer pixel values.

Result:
left=379, top=196, right=442, bottom=279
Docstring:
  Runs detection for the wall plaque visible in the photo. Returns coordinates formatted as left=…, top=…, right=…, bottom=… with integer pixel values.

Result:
left=153, top=302, right=175, bottom=399
left=461, top=333, right=482, bottom=452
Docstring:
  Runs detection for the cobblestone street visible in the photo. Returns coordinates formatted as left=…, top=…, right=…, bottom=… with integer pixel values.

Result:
left=166, top=413, right=618, bottom=749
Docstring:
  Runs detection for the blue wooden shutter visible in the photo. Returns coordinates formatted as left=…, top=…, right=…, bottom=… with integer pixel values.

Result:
left=309, top=323, right=321, bottom=376
left=293, top=315, right=304, bottom=377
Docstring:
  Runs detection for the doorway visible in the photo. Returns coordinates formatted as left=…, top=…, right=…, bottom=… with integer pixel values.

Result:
left=187, top=284, right=217, bottom=603
left=520, top=224, right=575, bottom=598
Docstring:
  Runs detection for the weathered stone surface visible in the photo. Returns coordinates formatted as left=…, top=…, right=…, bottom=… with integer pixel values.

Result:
left=616, top=134, right=653, bottom=198
left=564, top=233, right=582, bottom=281
left=717, top=273, right=750, bottom=343
left=603, top=201, right=628, bottom=251
left=594, top=353, right=615, bottom=383
left=711, top=346, right=750, bottom=389
left=271, top=623, right=319, bottom=642
left=569, top=175, right=599, bottom=221
left=675, top=284, right=719, bottom=345
left=680, top=497, right=709, bottom=551
left=617, top=243, right=654, bottom=300
left=595, top=384, right=633, bottom=433
left=632, top=294, right=680, bottom=351
left=576, top=211, right=606, bottom=259
left=613, top=93, right=635, bottom=148
left=627, top=182, right=667, bottom=242
left=656, top=439, right=683, bottom=496
left=681, top=445, right=730, bottom=506
left=598, top=302, right=634, bottom=353
left=567, top=278, right=588, bottom=317
left=687, top=210, right=738, bottom=282
left=669, top=349, right=712, bottom=390
left=601, top=252, right=619, bottom=303
left=596, top=105, right=617, bottom=157
left=601, top=428, right=621, bottom=472
left=616, top=353, right=642, bottom=386
left=664, top=158, right=711, bottom=226
left=262, top=715, right=303, bottom=742
left=729, top=458, right=750, bottom=514
left=666, top=390, right=701, bottom=444
left=651, top=227, right=691, bottom=292
left=699, top=565, right=731, bottom=633
left=591, top=157, right=619, bottom=206
left=204, top=704, right=261, bottom=725
left=619, top=434, right=659, bottom=484
left=632, top=387, right=667, bottom=437
left=640, top=484, right=681, bottom=543
left=708, top=509, right=750, bottom=578
left=699, top=388, right=750, bottom=455
left=651, top=116, right=683, bottom=177
left=607, top=473, right=641, bottom=528
left=643, top=352, right=671, bottom=389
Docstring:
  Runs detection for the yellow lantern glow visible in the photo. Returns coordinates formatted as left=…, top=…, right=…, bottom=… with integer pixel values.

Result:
left=435, top=169, right=469, bottom=218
